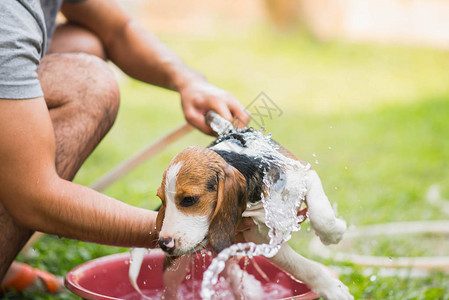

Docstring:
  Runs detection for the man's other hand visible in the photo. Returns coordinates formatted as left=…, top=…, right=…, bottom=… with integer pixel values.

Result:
left=180, top=80, right=250, bottom=135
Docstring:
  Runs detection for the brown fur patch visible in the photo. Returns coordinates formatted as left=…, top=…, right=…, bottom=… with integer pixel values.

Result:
left=172, top=147, right=228, bottom=217
left=157, top=147, right=231, bottom=218
left=208, top=163, right=247, bottom=253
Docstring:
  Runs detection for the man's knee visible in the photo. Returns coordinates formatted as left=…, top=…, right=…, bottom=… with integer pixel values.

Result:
left=39, top=52, right=120, bottom=126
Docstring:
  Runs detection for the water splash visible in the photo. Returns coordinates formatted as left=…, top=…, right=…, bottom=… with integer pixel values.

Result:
left=129, top=248, right=152, bottom=300
left=202, top=111, right=310, bottom=299
left=201, top=243, right=281, bottom=299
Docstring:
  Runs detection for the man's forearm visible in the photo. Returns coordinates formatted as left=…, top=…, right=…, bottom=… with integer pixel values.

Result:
left=0, top=98, right=157, bottom=249
left=4, top=175, right=158, bottom=249
left=106, top=21, right=205, bottom=92
left=61, top=0, right=250, bottom=135
left=38, top=179, right=158, bottom=248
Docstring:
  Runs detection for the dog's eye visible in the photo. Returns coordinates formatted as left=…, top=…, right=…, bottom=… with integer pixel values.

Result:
left=180, top=196, right=199, bottom=207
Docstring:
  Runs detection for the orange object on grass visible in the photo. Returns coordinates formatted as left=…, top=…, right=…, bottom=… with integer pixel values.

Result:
left=1, top=262, right=61, bottom=293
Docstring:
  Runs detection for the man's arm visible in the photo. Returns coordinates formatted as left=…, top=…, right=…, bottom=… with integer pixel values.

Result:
left=0, top=98, right=157, bottom=248
left=61, top=0, right=250, bottom=134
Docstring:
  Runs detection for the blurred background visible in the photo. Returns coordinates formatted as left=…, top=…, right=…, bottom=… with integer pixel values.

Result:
left=15, top=1, right=449, bottom=299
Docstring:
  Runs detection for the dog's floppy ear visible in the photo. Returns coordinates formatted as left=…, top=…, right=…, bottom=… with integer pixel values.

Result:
left=155, top=204, right=165, bottom=233
left=209, top=164, right=247, bottom=253
left=155, top=186, right=166, bottom=233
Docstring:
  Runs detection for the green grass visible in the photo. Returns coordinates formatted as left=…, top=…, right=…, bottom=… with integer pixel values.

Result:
left=338, top=232, right=449, bottom=257
left=7, top=26, right=449, bottom=299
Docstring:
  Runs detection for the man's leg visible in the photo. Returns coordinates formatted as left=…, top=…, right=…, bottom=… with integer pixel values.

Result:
left=40, top=52, right=119, bottom=180
left=0, top=205, right=33, bottom=285
left=1, top=25, right=119, bottom=283
left=48, top=22, right=107, bottom=60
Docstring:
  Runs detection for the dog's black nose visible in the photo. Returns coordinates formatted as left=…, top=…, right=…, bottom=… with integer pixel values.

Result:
left=158, top=237, right=175, bottom=254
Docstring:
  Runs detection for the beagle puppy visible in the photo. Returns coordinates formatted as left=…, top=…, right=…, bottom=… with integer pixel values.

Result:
left=156, top=128, right=353, bottom=300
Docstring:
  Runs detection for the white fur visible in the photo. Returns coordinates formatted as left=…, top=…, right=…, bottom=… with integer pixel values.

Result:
left=305, top=170, right=347, bottom=245
left=160, top=162, right=210, bottom=254
left=165, top=162, right=182, bottom=201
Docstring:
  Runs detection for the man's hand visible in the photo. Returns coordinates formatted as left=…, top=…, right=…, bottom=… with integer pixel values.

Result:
left=297, top=207, right=308, bottom=223
left=179, top=80, right=251, bottom=135
left=235, top=217, right=256, bottom=243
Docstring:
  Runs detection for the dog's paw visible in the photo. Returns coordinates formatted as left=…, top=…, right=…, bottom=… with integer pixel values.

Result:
left=321, top=282, right=354, bottom=300
left=312, top=217, right=347, bottom=245
left=312, top=277, right=354, bottom=300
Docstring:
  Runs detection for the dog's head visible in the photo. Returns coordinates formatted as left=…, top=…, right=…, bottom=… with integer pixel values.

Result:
left=156, top=146, right=247, bottom=258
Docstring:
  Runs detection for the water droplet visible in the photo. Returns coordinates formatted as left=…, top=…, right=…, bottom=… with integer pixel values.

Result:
left=344, top=166, right=348, bottom=170
left=143, top=280, right=147, bottom=285
left=243, top=257, right=250, bottom=269
left=328, top=146, right=332, bottom=150
left=312, top=153, right=316, bottom=157
left=185, top=274, right=191, bottom=280
left=147, top=264, right=152, bottom=270
left=315, top=160, right=319, bottom=164
left=370, top=275, right=377, bottom=282
left=334, top=186, right=338, bottom=190
left=329, top=125, right=333, bottom=129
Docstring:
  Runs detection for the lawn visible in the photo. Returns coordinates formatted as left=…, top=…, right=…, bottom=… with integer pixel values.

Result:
left=8, top=26, right=449, bottom=299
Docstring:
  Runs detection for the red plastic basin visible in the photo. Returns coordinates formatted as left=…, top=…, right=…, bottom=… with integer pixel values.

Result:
left=65, top=250, right=318, bottom=300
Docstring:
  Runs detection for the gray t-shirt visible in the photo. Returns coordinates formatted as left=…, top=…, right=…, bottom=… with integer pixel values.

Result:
left=0, top=0, right=84, bottom=99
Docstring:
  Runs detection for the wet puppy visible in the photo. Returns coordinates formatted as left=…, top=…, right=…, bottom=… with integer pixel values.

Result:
left=156, top=129, right=353, bottom=300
